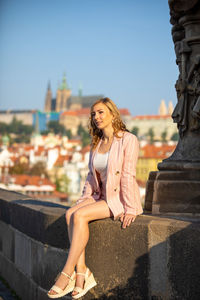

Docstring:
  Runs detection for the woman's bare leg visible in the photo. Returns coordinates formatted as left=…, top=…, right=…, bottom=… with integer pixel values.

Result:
left=66, top=199, right=98, bottom=295
left=49, top=200, right=112, bottom=295
left=64, top=200, right=112, bottom=271
left=67, top=198, right=100, bottom=267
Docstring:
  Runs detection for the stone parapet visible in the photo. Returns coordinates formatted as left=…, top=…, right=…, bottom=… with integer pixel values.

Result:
left=0, top=188, right=200, bottom=299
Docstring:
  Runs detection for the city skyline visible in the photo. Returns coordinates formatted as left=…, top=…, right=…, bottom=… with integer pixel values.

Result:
left=0, top=0, right=178, bottom=116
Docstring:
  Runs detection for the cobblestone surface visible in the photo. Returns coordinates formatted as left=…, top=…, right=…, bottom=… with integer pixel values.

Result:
left=0, top=279, right=18, bottom=300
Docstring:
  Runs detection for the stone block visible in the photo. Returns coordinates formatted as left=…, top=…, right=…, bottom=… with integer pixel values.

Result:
left=0, top=252, right=37, bottom=300
left=145, top=171, right=157, bottom=212
left=148, top=218, right=172, bottom=299
left=15, top=230, right=32, bottom=276
left=168, top=221, right=200, bottom=300
left=0, top=221, right=15, bottom=262
left=31, top=239, right=68, bottom=290
left=0, top=188, right=70, bottom=248
left=146, top=171, right=200, bottom=214
left=84, top=216, right=150, bottom=299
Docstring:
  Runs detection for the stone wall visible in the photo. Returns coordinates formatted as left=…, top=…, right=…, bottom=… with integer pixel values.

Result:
left=0, top=188, right=200, bottom=300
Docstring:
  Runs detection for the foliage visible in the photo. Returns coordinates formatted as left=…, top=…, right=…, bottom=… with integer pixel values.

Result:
left=0, top=118, right=34, bottom=144
left=77, top=124, right=91, bottom=147
left=28, top=161, right=49, bottom=178
left=9, top=161, right=49, bottom=178
left=131, top=126, right=139, bottom=137
left=0, top=122, right=8, bottom=134
left=47, top=120, right=67, bottom=135
left=55, top=174, right=70, bottom=194
left=9, top=162, right=29, bottom=175
left=171, top=132, right=179, bottom=141
left=161, top=130, right=167, bottom=143
left=42, top=123, right=72, bottom=138
left=147, top=127, right=155, bottom=144
left=65, top=129, right=72, bottom=139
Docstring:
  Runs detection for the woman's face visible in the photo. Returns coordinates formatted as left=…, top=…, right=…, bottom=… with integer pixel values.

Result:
left=92, top=102, right=114, bottom=130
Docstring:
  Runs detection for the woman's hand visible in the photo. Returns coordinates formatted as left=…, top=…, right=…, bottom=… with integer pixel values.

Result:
left=120, top=213, right=136, bottom=229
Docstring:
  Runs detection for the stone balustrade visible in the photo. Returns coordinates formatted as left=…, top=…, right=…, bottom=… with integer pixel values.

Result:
left=0, top=188, right=200, bottom=300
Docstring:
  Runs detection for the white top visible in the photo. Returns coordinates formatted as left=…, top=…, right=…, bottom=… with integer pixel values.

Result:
left=93, top=151, right=109, bottom=185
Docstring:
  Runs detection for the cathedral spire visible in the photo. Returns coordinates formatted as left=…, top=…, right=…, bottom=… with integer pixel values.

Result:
left=44, top=80, right=52, bottom=112
left=78, top=82, right=83, bottom=98
left=47, top=80, right=51, bottom=90
left=60, top=72, right=69, bottom=90
left=159, top=99, right=167, bottom=116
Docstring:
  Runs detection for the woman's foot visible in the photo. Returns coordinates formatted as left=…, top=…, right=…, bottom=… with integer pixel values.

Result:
left=72, top=267, right=89, bottom=297
left=48, top=270, right=76, bottom=298
left=72, top=267, right=97, bottom=299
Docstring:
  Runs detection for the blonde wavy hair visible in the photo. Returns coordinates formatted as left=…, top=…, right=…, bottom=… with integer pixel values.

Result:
left=88, top=97, right=129, bottom=149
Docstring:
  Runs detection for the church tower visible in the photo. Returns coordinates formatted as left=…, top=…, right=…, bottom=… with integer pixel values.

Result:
left=44, top=81, right=52, bottom=112
left=159, top=99, right=167, bottom=116
left=55, top=73, right=71, bottom=112
left=168, top=100, right=174, bottom=115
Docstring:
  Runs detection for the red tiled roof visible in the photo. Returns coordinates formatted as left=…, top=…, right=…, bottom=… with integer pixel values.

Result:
left=139, top=144, right=176, bottom=159
left=54, top=155, right=72, bottom=166
left=81, top=145, right=91, bottom=154
left=61, top=111, right=78, bottom=116
left=68, top=139, right=81, bottom=144
left=3, top=174, right=55, bottom=187
left=133, top=115, right=171, bottom=120
left=61, top=108, right=90, bottom=117
left=119, top=108, right=131, bottom=116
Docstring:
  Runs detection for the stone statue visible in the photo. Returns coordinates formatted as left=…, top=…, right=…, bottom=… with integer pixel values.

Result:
left=159, top=0, right=200, bottom=165
left=144, top=0, right=200, bottom=214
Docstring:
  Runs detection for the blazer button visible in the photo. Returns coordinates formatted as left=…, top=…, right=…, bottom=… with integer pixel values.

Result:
left=115, top=171, right=120, bottom=175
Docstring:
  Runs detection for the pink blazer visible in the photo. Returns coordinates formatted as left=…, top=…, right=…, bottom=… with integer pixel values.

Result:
left=77, top=131, right=143, bottom=219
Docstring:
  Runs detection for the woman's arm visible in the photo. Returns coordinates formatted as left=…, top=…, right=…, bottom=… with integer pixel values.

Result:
left=120, top=133, right=142, bottom=225
left=76, top=151, right=95, bottom=204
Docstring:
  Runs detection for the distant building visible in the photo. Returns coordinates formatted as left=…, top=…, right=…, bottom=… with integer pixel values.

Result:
left=136, top=142, right=176, bottom=183
left=44, top=74, right=104, bottom=113
left=0, top=174, right=68, bottom=202
left=129, top=114, right=177, bottom=141
left=0, top=110, right=34, bottom=125
left=32, top=111, right=60, bottom=132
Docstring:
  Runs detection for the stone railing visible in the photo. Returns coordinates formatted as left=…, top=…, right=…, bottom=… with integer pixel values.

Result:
left=0, top=188, right=200, bottom=300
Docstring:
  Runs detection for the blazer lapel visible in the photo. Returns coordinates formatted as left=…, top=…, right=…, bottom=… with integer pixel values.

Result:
left=106, top=136, right=118, bottom=177
left=91, top=138, right=103, bottom=188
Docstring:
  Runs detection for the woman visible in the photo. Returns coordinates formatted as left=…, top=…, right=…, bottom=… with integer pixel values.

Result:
left=48, top=97, right=143, bottom=299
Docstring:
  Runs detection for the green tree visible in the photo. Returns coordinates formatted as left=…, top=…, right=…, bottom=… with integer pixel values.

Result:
left=77, top=124, right=91, bottom=147
left=0, top=118, right=34, bottom=136
left=65, top=129, right=72, bottom=139
left=131, top=126, right=139, bottom=137
left=9, top=162, right=29, bottom=175
left=14, top=133, right=32, bottom=144
left=171, top=132, right=179, bottom=141
left=161, top=130, right=167, bottom=143
left=47, top=121, right=66, bottom=135
left=55, top=174, right=70, bottom=194
left=28, top=161, right=49, bottom=178
left=0, top=122, right=9, bottom=134
left=147, top=127, right=155, bottom=144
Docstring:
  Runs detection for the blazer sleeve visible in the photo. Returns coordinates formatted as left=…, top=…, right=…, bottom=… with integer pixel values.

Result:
left=76, top=150, right=94, bottom=204
left=120, top=133, right=143, bottom=215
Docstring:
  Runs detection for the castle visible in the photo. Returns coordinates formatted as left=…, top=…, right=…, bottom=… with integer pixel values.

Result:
left=44, top=74, right=103, bottom=112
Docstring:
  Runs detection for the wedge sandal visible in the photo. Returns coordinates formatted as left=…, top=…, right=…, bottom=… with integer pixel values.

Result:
left=47, top=270, right=76, bottom=299
left=72, top=268, right=97, bottom=299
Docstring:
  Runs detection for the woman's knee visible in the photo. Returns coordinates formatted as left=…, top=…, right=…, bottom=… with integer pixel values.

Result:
left=66, top=207, right=74, bottom=225
left=73, top=209, right=87, bottom=225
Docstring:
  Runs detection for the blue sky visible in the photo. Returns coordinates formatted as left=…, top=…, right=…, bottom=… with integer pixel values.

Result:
left=0, top=0, right=178, bottom=116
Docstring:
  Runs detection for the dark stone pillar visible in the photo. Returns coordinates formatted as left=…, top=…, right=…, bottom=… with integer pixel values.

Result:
left=145, top=0, right=200, bottom=214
